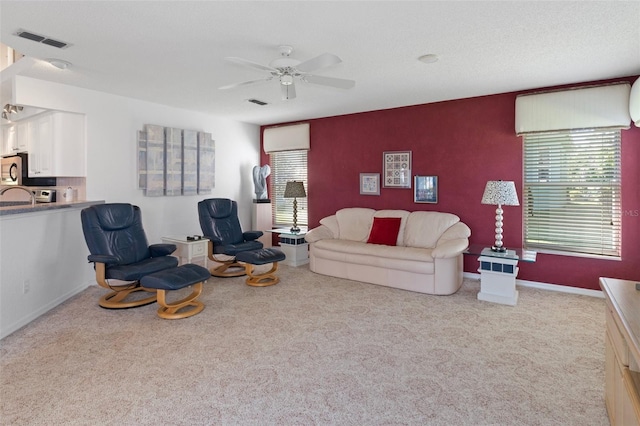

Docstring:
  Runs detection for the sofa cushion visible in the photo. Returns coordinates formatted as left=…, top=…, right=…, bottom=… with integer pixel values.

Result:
left=313, top=239, right=435, bottom=274
left=373, top=210, right=410, bottom=246
left=367, top=217, right=402, bottom=246
left=404, top=212, right=461, bottom=248
left=336, top=208, right=375, bottom=242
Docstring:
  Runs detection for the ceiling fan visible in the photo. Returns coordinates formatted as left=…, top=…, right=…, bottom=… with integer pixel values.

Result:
left=219, top=45, right=355, bottom=100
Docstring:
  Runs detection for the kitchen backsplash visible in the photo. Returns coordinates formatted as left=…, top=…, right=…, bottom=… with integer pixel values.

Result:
left=0, top=177, right=86, bottom=202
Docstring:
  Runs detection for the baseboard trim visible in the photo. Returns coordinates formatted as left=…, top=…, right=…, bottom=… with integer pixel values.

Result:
left=463, top=272, right=604, bottom=298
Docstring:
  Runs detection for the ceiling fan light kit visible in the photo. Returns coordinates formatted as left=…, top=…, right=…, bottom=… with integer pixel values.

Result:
left=220, top=45, right=355, bottom=100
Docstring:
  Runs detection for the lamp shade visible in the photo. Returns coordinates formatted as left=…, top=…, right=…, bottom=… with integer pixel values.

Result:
left=481, top=181, right=519, bottom=206
left=284, top=181, right=306, bottom=198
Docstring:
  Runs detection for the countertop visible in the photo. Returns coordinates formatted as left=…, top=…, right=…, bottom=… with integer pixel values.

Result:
left=0, top=200, right=104, bottom=216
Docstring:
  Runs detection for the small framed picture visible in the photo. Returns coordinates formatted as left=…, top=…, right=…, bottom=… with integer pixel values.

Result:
left=383, top=151, right=412, bottom=188
left=414, top=175, right=438, bottom=203
left=360, top=173, right=380, bottom=195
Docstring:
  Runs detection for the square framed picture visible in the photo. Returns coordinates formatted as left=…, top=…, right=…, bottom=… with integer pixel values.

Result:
left=383, top=151, right=412, bottom=188
left=360, top=173, right=380, bottom=195
left=414, top=175, right=438, bottom=203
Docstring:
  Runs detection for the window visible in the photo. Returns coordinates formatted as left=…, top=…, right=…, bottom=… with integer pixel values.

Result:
left=269, top=149, right=308, bottom=228
left=523, top=129, right=621, bottom=257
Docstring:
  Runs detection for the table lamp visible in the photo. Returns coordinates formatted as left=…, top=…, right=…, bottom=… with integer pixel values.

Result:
left=481, top=180, right=519, bottom=252
left=284, top=181, right=306, bottom=233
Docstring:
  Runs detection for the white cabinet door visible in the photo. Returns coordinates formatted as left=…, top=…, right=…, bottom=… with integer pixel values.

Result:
left=1, top=125, right=17, bottom=156
left=16, top=121, right=29, bottom=152
left=27, top=111, right=85, bottom=177
left=28, top=114, right=53, bottom=177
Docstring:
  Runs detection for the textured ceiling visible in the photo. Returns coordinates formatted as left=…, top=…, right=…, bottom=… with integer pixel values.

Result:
left=1, top=1, right=639, bottom=125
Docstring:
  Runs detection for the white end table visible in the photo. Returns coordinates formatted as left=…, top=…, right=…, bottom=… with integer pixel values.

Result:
left=266, top=228, right=309, bottom=267
left=466, top=244, right=536, bottom=306
left=161, top=236, right=209, bottom=268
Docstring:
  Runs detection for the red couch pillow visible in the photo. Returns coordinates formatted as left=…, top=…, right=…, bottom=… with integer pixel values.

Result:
left=367, top=217, right=402, bottom=246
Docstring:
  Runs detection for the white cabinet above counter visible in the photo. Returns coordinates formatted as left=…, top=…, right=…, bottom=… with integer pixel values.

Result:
left=28, top=111, right=85, bottom=177
left=2, top=110, right=86, bottom=177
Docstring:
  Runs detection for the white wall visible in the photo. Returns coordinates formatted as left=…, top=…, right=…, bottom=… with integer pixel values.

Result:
left=13, top=75, right=260, bottom=241
left=0, top=207, right=90, bottom=339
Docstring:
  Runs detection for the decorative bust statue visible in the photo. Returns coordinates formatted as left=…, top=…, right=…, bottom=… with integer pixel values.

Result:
left=252, top=165, right=271, bottom=200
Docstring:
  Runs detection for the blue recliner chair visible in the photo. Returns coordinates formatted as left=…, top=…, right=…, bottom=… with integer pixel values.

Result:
left=198, top=198, right=263, bottom=277
left=81, top=203, right=179, bottom=309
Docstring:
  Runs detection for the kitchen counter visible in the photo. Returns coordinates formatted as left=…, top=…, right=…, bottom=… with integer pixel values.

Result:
left=1, top=200, right=99, bottom=339
left=0, top=200, right=104, bottom=216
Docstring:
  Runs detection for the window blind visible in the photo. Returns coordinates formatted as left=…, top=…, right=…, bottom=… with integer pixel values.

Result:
left=269, top=150, right=308, bottom=227
left=523, top=129, right=621, bottom=257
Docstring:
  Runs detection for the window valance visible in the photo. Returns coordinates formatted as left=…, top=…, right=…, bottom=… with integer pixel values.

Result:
left=515, top=83, right=631, bottom=135
left=263, top=123, right=310, bottom=153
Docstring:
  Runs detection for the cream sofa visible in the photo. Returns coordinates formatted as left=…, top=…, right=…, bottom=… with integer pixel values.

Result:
left=304, top=208, right=471, bottom=295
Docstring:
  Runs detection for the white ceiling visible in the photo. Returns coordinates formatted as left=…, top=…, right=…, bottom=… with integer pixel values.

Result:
left=1, top=1, right=639, bottom=126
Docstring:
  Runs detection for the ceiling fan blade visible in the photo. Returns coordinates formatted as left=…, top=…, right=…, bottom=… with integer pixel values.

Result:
left=281, top=81, right=296, bottom=100
left=296, top=53, right=342, bottom=73
left=219, top=77, right=273, bottom=90
left=303, top=74, right=355, bottom=90
left=225, top=57, right=278, bottom=73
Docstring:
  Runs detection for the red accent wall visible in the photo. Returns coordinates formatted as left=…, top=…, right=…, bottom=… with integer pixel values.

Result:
left=261, top=76, right=640, bottom=290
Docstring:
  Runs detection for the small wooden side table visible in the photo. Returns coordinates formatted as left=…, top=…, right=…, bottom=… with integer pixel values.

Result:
left=161, top=236, right=209, bottom=268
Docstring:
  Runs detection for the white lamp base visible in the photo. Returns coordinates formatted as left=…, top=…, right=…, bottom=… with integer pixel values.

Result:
left=492, top=205, right=506, bottom=252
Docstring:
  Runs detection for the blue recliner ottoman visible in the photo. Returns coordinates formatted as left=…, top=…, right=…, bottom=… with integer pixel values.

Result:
left=141, top=264, right=211, bottom=319
left=235, top=248, right=286, bottom=287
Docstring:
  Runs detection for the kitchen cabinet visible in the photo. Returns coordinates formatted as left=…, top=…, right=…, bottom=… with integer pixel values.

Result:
left=28, top=111, right=85, bottom=177
left=0, top=122, right=29, bottom=156
left=15, top=121, right=29, bottom=152
left=1, top=124, right=16, bottom=156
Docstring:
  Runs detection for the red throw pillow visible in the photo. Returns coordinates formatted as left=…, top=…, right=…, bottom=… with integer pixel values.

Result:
left=367, top=217, right=402, bottom=246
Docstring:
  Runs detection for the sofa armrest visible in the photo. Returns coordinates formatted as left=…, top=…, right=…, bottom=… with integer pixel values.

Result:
left=437, top=222, right=471, bottom=243
left=432, top=238, right=469, bottom=259
left=305, top=225, right=335, bottom=243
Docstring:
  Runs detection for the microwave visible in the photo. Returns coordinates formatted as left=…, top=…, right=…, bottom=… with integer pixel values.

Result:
left=0, top=153, right=56, bottom=186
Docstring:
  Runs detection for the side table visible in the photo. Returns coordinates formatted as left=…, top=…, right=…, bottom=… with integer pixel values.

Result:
left=465, top=243, right=536, bottom=306
left=265, top=228, right=309, bottom=267
left=161, top=236, right=209, bottom=268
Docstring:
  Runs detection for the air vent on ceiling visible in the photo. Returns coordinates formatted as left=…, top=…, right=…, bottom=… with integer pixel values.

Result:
left=15, top=30, right=70, bottom=49
left=247, top=99, right=268, bottom=106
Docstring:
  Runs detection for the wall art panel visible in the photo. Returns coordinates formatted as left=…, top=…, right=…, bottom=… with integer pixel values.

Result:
left=182, top=129, right=198, bottom=195
left=198, top=131, right=215, bottom=194
left=137, top=125, right=214, bottom=196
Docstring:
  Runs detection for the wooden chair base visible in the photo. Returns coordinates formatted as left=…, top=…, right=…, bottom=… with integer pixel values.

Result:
left=156, top=281, right=205, bottom=319
left=244, top=262, right=280, bottom=287
left=210, top=261, right=246, bottom=278
left=98, top=286, right=157, bottom=309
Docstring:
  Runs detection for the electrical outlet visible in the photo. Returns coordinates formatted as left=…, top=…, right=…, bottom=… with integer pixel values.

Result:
left=23, top=280, right=30, bottom=294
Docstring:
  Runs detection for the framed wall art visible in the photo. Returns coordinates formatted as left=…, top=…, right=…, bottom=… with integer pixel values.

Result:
left=383, top=151, right=412, bottom=188
left=360, top=173, right=380, bottom=195
left=414, top=175, right=438, bottom=203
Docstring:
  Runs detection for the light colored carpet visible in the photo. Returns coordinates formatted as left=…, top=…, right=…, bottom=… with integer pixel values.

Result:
left=0, top=265, right=608, bottom=425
